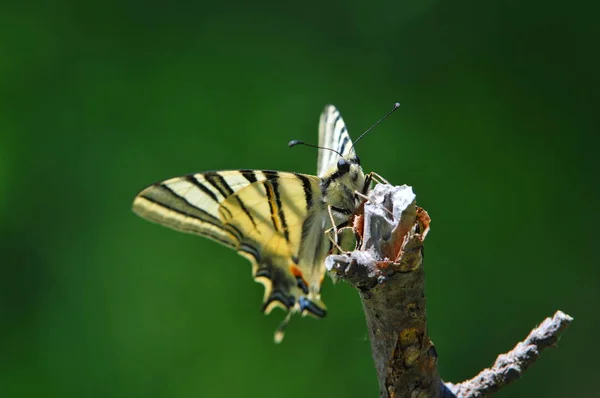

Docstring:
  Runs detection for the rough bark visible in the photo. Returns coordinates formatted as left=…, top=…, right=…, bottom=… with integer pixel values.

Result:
left=326, top=184, right=572, bottom=398
left=445, top=310, right=573, bottom=398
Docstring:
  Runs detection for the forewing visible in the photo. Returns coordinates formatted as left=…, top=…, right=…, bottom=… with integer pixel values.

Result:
left=133, top=171, right=247, bottom=248
left=132, top=170, right=327, bottom=317
left=317, top=105, right=357, bottom=177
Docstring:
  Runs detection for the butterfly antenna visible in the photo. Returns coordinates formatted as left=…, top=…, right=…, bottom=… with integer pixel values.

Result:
left=351, top=102, right=401, bottom=150
left=288, top=139, right=343, bottom=158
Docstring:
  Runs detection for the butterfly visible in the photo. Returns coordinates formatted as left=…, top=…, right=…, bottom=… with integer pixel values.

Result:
left=132, top=104, right=398, bottom=342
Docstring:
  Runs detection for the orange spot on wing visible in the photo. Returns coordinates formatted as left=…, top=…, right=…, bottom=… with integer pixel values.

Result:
left=289, top=264, right=310, bottom=291
left=290, top=264, right=303, bottom=277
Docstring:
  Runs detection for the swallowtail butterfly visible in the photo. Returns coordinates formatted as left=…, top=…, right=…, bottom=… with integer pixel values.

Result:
left=132, top=104, right=398, bottom=342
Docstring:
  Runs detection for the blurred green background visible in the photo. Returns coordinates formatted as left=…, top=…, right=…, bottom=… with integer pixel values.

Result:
left=1, top=1, right=598, bottom=397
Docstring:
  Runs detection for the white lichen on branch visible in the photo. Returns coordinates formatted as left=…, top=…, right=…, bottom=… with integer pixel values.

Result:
left=327, top=184, right=438, bottom=397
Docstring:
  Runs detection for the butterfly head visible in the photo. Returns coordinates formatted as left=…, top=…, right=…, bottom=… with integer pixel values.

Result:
left=320, top=154, right=367, bottom=211
left=335, top=155, right=363, bottom=185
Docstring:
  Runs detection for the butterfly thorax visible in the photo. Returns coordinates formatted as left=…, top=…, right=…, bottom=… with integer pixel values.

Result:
left=320, top=157, right=366, bottom=217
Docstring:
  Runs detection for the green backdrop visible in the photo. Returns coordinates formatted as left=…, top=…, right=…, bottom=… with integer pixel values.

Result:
left=2, top=1, right=597, bottom=397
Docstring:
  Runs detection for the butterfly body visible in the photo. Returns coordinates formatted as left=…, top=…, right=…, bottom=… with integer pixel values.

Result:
left=321, top=158, right=366, bottom=215
left=133, top=105, right=371, bottom=341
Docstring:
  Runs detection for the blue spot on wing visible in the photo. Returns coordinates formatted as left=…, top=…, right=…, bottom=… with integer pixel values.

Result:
left=299, top=296, right=327, bottom=318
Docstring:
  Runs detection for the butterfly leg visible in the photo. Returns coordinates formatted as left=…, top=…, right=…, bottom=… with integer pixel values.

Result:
left=354, top=190, right=371, bottom=202
left=354, top=189, right=394, bottom=217
left=326, top=205, right=346, bottom=253
left=324, top=220, right=350, bottom=235
left=326, top=220, right=357, bottom=256
left=356, top=171, right=389, bottom=197
left=368, top=171, right=390, bottom=185
left=361, top=172, right=373, bottom=194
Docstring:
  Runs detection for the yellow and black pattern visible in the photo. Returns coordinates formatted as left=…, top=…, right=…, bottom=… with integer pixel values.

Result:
left=133, top=169, right=328, bottom=318
left=133, top=105, right=371, bottom=342
left=317, top=105, right=357, bottom=177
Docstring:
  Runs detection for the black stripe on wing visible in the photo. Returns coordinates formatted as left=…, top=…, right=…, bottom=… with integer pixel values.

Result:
left=293, top=172, right=313, bottom=208
left=239, top=243, right=261, bottom=263
left=259, top=264, right=296, bottom=312
left=204, top=172, right=234, bottom=198
left=339, top=135, right=350, bottom=157
left=185, top=175, right=218, bottom=203
left=138, top=191, right=237, bottom=248
left=271, top=179, right=290, bottom=242
left=158, top=184, right=244, bottom=243
left=262, top=291, right=295, bottom=311
left=264, top=180, right=283, bottom=236
left=204, top=171, right=259, bottom=229
left=239, top=169, right=258, bottom=184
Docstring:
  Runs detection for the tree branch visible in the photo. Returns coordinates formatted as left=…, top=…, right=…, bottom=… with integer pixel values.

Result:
left=326, top=184, right=573, bottom=398
left=445, top=310, right=573, bottom=397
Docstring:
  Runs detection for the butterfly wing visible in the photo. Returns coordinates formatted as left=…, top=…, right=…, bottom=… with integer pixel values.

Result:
left=132, top=170, right=329, bottom=319
left=317, top=105, right=357, bottom=177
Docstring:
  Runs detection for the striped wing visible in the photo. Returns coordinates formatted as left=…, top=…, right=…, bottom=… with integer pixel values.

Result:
left=132, top=170, right=330, bottom=322
left=317, top=105, right=357, bottom=177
